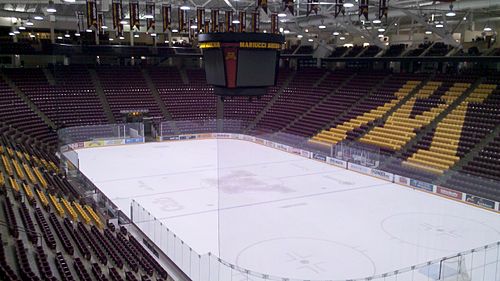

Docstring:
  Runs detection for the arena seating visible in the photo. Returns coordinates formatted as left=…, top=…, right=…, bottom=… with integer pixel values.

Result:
left=96, top=66, right=163, bottom=121
left=4, top=67, right=108, bottom=129
left=0, top=135, right=169, bottom=281
left=309, top=74, right=425, bottom=145
left=403, top=83, right=498, bottom=174
left=252, top=68, right=329, bottom=133
left=1, top=65, right=499, bottom=281
left=223, top=69, right=292, bottom=131
left=358, top=77, right=473, bottom=153
left=0, top=75, right=56, bottom=146
left=148, top=67, right=217, bottom=133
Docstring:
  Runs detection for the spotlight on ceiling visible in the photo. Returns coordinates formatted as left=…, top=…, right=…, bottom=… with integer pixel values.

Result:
left=318, top=25, right=326, bottom=29
left=425, top=30, right=432, bottom=35
left=435, top=23, right=444, bottom=28
left=63, top=0, right=76, bottom=2
left=109, top=38, right=114, bottom=41
left=277, top=13, right=286, bottom=18
left=283, top=29, right=290, bottom=34
left=150, top=33, right=157, bottom=37
left=172, top=28, right=179, bottom=33
left=19, top=26, right=26, bottom=30
left=9, top=32, right=15, bottom=36
left=446, top=4, right=456, bottom=17
left=64, top=33, right=70, bottom=38
left=86, top=29, right=93, bottom=32
left=339, top=36, right=346, bottom=40
left=46, top=1, right=57, bottom=13
left=378, top=28, right=385, bottom=32
left=119, top=36, right=125, bottom=40
left=180, top=5, right=190, bottom=10
left=297, top=34, right=303, bottom=38
left=333, top=31, right=340, bottom=36
left=343, top=0, right=354, bottom=8
left=134, top=34, right=139, bottom=38
left=308, top=38, right=313, bottom=42
left=26, top=19, right=34, bottom=26
left=372, top=19, right=381, bottom=24
left=34, top=16, right=44, bottom=20
left=232, top=19, right=240, bottom=24
left=57, top=36, right=63, bottom=39
left=75, top=32, right=81, bottom=36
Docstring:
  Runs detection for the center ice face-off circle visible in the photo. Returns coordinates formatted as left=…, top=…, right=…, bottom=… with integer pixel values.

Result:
left=234, top=237, right=376, bottom=280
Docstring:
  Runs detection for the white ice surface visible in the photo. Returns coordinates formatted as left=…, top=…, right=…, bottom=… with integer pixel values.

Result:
left=77, top=139, right=500, bottom=280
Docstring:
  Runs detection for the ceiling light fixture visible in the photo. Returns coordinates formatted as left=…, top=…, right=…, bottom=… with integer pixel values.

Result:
left=297, top=34, right=303, bottom=38
left=47, top=1, right=57, bottom=13
left=180, top=5, right=190, bottom=10
left=64, top=33, right=70, bottom=38
left=343, top=0, right=354, bottom=8
left=232, top=19, right=240, bottom=24
left=333, top=31, right=340, bottom=36
left=86, top=29, right=93, bottom=32
left=172, top=28, right=179, bottom=33
left=120, top=20, right=128, bottom=25
left=378, top=28, right=385, bottom=32
left=318, top=25, right=326, bottom=29
left=445, top=4, right=456, bottom=17
left=435, top=23, right=444, bottom=28
left=308, top=38, right=313, bottom=42
left=339, top=36, right=346, bottom=40
left=277, top=13, right=286, bottom=18
left=19, top=26, right=26, bottom=30
left=34, top=16, right=44, bottom=20
left=134, top=34, right=139, bottom=38
left=372, top=19, right=381, bottom=24
left=425, top=30, right=432, bottom=34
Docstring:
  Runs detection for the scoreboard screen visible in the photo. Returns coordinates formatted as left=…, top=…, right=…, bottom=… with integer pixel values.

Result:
left=236, top=50, right=278, bottom=87
left=203, top=49, right=226, bottom=86
left=199, top=33, right=284, bottom=97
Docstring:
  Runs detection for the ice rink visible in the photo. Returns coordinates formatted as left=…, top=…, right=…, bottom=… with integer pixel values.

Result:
left=77, top=139, right=500, bottom=280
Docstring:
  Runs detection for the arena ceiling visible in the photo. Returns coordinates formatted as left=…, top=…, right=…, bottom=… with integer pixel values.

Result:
left=0, top=0, right=498, bottom=47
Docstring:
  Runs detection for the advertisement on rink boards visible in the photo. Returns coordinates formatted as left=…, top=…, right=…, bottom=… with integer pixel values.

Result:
left=436, top=186, right=463, bottom=200
left=313, top=153, right=327, bottom=162
left=409, top=178, right=435, bottom=192
left=348, top=162, right=371, bottom=175
left=326, top=157, right=347, bottom=168
left=369, top=168, right=394, bottom=182
left=465, top=194, right=496, bottom=210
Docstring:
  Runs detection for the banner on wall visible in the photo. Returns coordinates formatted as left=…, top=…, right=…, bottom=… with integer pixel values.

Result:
left=129, top=0, right=140, bottom=29
left=112, top=0, right=124, bottom=36
left=162, top=4, right=171, bottom=32
left=251, top=11, right=259, bottom=32
left=313, top=153, right=327, bottom=162
left=146, top=0, right=155, bottom=31
left=86, top=0, right=98, bottom=29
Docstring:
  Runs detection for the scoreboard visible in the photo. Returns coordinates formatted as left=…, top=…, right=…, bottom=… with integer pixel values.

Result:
left=198, top=32, right=284, bottom=97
